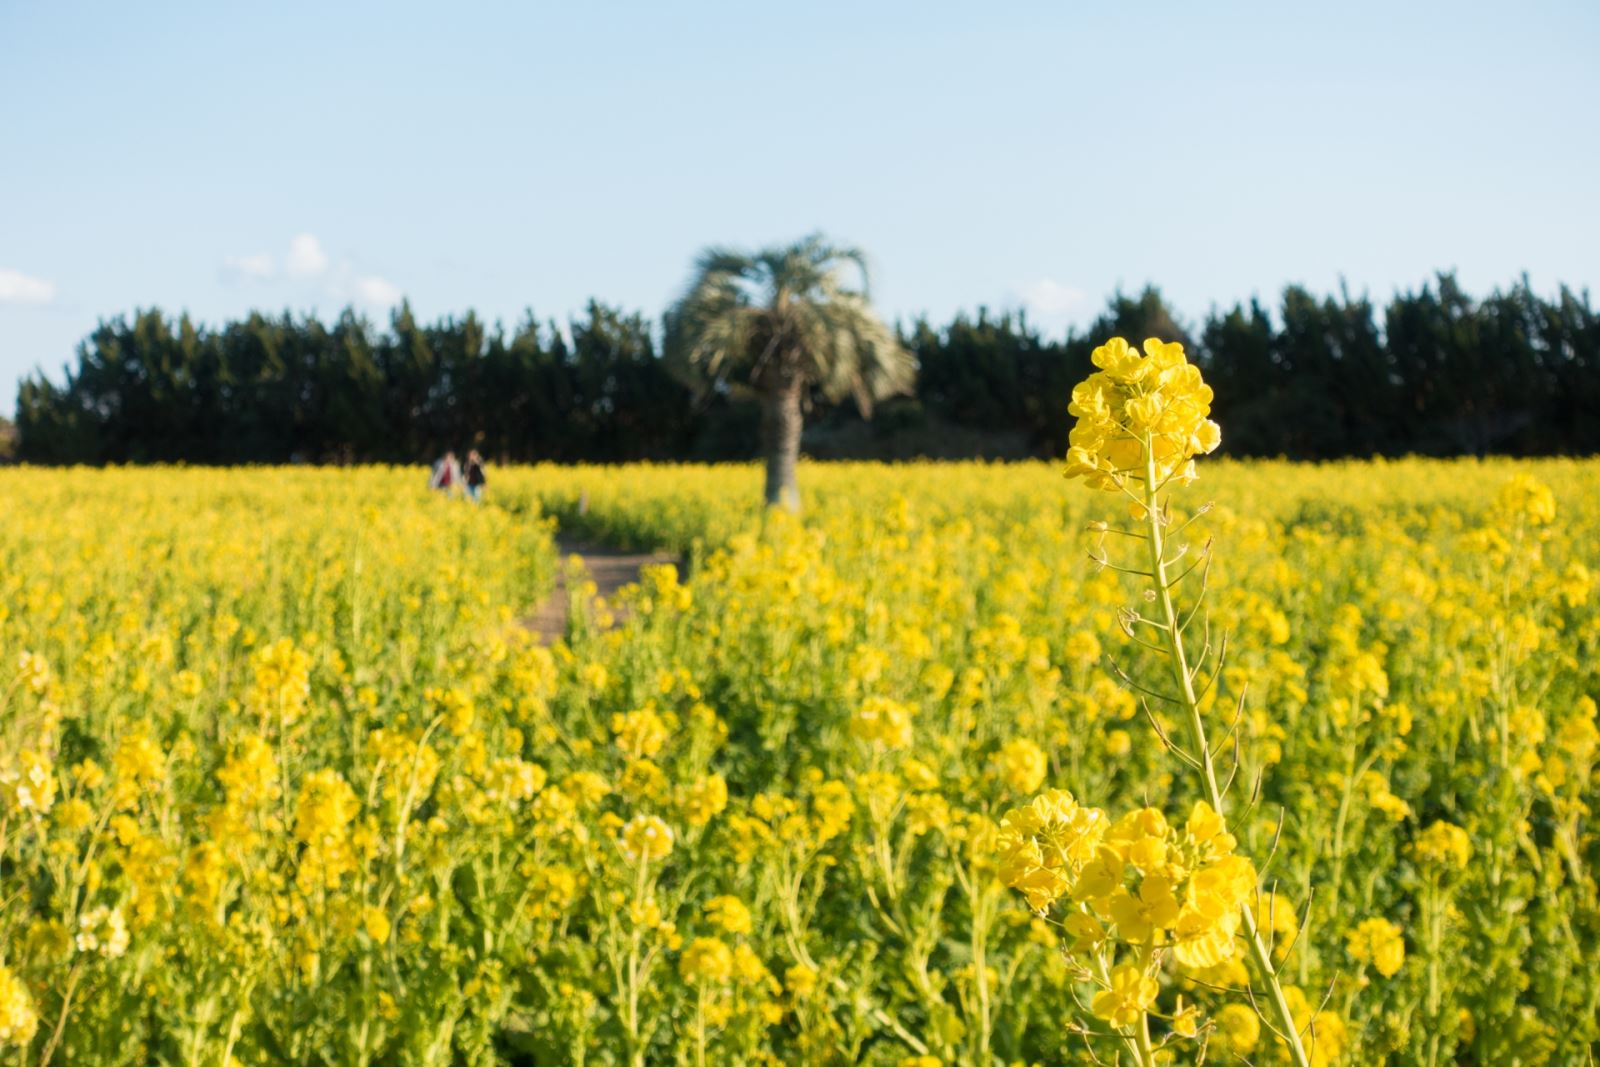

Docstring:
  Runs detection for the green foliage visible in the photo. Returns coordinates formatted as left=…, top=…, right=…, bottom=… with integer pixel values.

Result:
left=15, top=302, right=698, bottom=465
left=14, top=274, right=1600, bottom=464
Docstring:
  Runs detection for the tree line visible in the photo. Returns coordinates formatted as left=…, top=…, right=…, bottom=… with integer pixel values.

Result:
left=12, top=272, right=1599, bottom=465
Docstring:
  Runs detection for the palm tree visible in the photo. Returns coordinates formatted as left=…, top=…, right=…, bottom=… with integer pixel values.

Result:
left=666, top=234, right=915, bottom=510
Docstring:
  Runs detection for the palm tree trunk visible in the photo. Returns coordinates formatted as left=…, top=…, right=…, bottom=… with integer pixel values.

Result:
left=761, top=376, right=803, bottom=511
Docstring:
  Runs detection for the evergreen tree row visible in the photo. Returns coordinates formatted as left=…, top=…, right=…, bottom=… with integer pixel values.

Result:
left=13, top=273, right=1599, bottom=465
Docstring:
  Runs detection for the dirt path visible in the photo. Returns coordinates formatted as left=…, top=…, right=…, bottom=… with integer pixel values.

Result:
left=524, top=538, right=682, bottom=643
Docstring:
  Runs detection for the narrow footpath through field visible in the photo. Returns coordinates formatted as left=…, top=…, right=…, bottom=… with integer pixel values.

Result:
left=524, top=537, right=682, bottom=643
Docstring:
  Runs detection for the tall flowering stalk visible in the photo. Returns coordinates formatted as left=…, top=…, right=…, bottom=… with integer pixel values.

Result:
left=1065, top=337, right=1312, bottom=1065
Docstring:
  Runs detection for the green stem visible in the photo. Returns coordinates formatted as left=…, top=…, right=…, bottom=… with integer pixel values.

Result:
left=695, top=986, right=707, bottom=1067
left=1321, top=738, right=1363, bottom=981
left=780, top=851, right=930, bottom=1056
left=38, top=958, right=85, bottom=1067
left=1133, top=1009, right=1158, bottom=1067
left=1141, top=452, right=1311, bottom=1067
left=1423, top=875, right=1443, bottom=1067
left=625, top=858, right=648, bottom=1067
left=220, top=997, right=248, bottom=1067
left=970, top=874, right=992, bottom=1062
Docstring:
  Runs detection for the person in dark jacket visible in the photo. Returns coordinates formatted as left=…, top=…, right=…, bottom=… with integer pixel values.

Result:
left=463, top=449, right=487, bottom=503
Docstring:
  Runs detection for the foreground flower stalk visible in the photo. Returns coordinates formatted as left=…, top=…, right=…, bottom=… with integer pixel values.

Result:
left=1138, top=443, right=1312, bottom=1067
left=1070, top=337, right=1312, bottom=1066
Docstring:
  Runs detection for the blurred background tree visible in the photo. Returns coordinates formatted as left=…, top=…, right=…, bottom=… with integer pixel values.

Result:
left=665, top=235, right=915, bottom=509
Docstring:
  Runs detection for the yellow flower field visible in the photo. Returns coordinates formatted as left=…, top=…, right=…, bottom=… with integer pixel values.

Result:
left=2, top=440, right=1598, bottom=1063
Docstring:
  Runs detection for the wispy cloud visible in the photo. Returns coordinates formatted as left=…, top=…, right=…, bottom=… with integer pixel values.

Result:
left=221, top=253, right=277, bottom=281
left=1018, top=278, right=1089, bottom=318
left=286, top=233, right=329, bottom=278
left=0, top=268, right=57, bottom=305
left=352, top=275, right=402, bottom=308
left=219, top=235, right=399, bottom=310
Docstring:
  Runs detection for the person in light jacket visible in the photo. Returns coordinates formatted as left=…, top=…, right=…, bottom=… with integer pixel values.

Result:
left=429, top=451, right=462, bottom=496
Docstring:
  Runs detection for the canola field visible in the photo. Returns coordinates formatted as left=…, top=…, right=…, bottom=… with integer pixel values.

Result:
left=2, top=446, right=1598, bottom=1064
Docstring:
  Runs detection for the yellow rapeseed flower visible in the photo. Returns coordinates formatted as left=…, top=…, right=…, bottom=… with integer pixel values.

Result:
left=851, top=696, right=915, bottom=749
left=996, top=738, right=1048, bottom=793
left=785, top=963, right=819, bottom=999
left=1345, top=917, right=1405, bottom=977
left=1412, top=820, right=1471, bottom=870
left=618, top=813, right=674, bottom=864
left=1064, top=337, right=1220, bottom=490
left=0, top=964, right=39, bottom=1046
left=996, top=790, right=1108, bottom=911
left=704, top=895, right=753, bottom=936
left=363, top=906, right=392, bottom=944
left=679, top=937, right=734, bottom=985
left=1091, top=963, right=1158, bottom=1028
left=680, top=772, right=729, bottom=826
left=1213, top=1002, right=1261, bottom=1055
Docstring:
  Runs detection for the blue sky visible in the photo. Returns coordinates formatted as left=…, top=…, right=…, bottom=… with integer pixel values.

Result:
left=2, top=1, right=1596, bottom=413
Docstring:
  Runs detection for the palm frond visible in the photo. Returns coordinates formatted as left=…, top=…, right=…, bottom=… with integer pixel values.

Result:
left=665, top=234, right=914, bottom=414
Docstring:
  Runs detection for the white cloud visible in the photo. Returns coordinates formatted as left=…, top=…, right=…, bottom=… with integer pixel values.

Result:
left=1019, top=278, right=1089, bottom=318
left=221, top=253, right=277, bottom=281
left=0, top=268, right=57, bottom=305
left=216, top=237, right=398, bottom=309
left=353, top=275, right=402, bottom=308
left=286, top=233, right=329, bottom=277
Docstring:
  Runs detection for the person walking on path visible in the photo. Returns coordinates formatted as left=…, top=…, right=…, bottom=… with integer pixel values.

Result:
left=463, top=449, right=487, bottom=504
